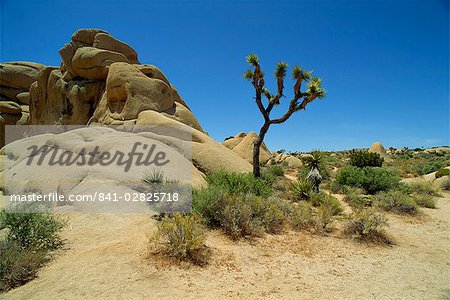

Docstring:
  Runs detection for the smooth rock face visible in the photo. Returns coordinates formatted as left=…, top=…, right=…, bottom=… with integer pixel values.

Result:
left=369, top=141, right=392, bottom=162
left=71, top=47, right=129, bottom=80
left=0, top=62, right=45, bottom=90
left=0, top=101, right=22, bottom=114
left=93, top=33, right=139, bottom=64
left=222, top=132, right=272, bottom=163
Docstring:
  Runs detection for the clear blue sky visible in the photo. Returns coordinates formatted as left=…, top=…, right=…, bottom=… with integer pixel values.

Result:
left=1, top=0, right=448, bottom=152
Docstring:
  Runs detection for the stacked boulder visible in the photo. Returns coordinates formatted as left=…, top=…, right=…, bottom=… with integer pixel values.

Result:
left=0, top=62, right=45, bottom=143
left=0, top=29, right=253, bottom=188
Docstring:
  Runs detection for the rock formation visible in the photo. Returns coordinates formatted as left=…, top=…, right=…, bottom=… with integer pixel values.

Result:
left=368, top=142, right=392, bottom=162
left=0, top=28, right=253, bottom=196
left=266, top=152, right=303, bottom=168
left=222, top=132, right=272, bottom=163
left=0, top=62, right=45, bottom=144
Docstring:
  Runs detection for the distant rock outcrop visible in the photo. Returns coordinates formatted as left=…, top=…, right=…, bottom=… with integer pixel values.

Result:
left=266, top=153, right=303, bottom=168
left=369, top=142, right=392, bottom=162
left=223, top=132, right=272, bottom=163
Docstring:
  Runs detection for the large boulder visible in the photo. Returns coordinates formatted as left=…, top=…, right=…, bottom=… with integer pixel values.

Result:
left=71, top=47, right=129, bottom=80
left=0, top=61, right=45, bottom=90
left=222, top=132, right=271, bottom=163
left=369, top=142, right=392, bottom=162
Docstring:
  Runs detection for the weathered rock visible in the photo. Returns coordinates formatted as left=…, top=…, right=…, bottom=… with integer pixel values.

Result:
left=30, top=68, right=104, bottom=125
left=136, top=110, right=252, bottom=174
left=161, top=102, right=204, bottom=132
left=71, top=47, right=129, bottom=80
left=0, top=62, right=45, bottom=90
left=94, top=33, right=139, bottom=64
left=223, top=132, right=246, bottom=149
left=16, top=92, right=30, bottom=105
left=0, top=101, right=22, bottom=114
left=92, top=62, right=174, bottom=122
left=72, top=28, right=109, bottom=46
left=1, top=86, right=26, bottom=101
left=230, top=132, right=272, bottom=163
left=369, top=142, right=392, bottom=162
left=432, top=175, right=450, bottom=189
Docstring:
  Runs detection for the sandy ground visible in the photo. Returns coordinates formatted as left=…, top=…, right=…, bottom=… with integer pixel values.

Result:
left=3, top=194, right=450, bottom=300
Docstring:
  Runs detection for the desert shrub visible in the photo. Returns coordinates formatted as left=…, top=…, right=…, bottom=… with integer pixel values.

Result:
left=205, top=171, right=273, bottom=198
left=291, top=178, right=312, bottom=201
left=345, top=208, right=390, bottom=243
left=414, top=162, right=445, bottom=175
left=0, top=209, right=65, bottom=251
left=289, top=202, right=314, bottom=230
left=266, top=165, right=285, bottom=177
left=150, top=213, right=209, bottom=265
left=0, top=240, right=48, bottom=292
left=310, top=192, right=343, bottom=215
left=329, top=181, right=345, bottom=193
left=343, top=187, right=371, bottom=208
left=349, top=151, right=384, bottom=168
left=192, top=187, right=226, bottom=227
left=408, top=182, right=439, bottom=196
left=193, top=187, right=287, bottom=239
left=0, top=207, right=65, bottom=292
left=335, top=166, right=399, bottom=194
left=435, top=168, right=450, bottom=178
left=412, top=193, right=436, bottom=209
left=219, top=194, right=287, bottom=239
left=374, top=190, right=418, bottom=215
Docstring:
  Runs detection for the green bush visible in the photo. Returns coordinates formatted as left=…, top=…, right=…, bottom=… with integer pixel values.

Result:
left=414, top=162, right=445, bottom=176
left=265, top=165, right=285, bottom=177
left=435, top=168, right=450, bottom=178
left=150, top=213, right=209, bottom=265
left=412, top=193, right=436, bottom=209
left=407, top=182, right=439, bottom=196
left=192, top=187, right=226, bottom=227
left=349, top=151, right=384, bottom=168
left=289, top=202, right=314, bottom=230
left=0, top=207, right=65, bottom=292
left=192, top=186, right=287, bottom=239
left=343, top=187, right=371, bottom=208
left=291, top=178, right=312, bottom=201
left=345, top=208, right=390, bottom=243
left=0, top=209, right=65, bottom=251
left=335, top=166, right=399, bottom=194
left=374, top=190, right=418, bottom=215
left=219, top=193, right=286, bottom=239
left=0, top=240, right=48, bottom=292
left=205, top=171, right=273, bottom=198
left=310, top=192, right=343, bottom=215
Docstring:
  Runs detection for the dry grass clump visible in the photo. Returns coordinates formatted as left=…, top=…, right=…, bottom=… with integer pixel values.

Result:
left=150, top=213, right=210, bottom=266
left=345, top=208, right=392, bottom=244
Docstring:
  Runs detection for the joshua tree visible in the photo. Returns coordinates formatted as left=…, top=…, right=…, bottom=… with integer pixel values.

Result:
left=243, top=53, right=326, bottom=177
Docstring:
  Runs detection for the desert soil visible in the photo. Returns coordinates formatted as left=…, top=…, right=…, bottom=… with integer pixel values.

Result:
left=4, top=194, right=450, bottom=300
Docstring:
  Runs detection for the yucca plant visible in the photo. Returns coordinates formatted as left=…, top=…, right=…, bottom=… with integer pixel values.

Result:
left=243, top=53, right=326, bottom=177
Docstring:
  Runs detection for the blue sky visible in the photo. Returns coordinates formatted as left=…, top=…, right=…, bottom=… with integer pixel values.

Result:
left=1, top=0, right=448, bottom=152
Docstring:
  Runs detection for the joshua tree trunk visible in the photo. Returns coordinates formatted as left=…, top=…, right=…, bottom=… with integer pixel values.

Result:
left=243, top=53, right=326, bottom=178
left=253, top=122, right=270, bottom=177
